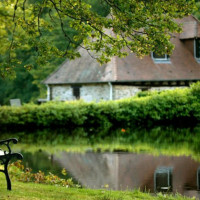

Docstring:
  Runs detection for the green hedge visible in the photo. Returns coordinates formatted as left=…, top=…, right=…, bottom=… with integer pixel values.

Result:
left=1, top=82, right=200, bottom=128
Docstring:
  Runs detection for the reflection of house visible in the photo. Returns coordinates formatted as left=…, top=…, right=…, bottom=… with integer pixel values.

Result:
left=44, top=15, right=200, bottom=102
left=52, top=152, right=200, bottom=198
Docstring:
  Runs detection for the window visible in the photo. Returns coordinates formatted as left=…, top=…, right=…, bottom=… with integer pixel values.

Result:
left=195, top=39, right=200, bottom=62
left=72, top=85, right=81, bottom=99
left=154, top=167, right=173, bottom=192
left=151, top=52, right=170, bottom=63
left=141, top=87, right=149, bottom=92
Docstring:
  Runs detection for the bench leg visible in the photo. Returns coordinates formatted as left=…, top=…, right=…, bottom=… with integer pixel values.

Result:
left=4, top=162, right=11, bottom=190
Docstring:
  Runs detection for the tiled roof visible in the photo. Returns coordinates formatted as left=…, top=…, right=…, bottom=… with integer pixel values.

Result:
left=115, top=35, right=200, bottom=81
left=180, top=15, right=200, bottom=39
left=44, top=47, right=116, bottom=84
left=44, top=15, right=200, bottom=85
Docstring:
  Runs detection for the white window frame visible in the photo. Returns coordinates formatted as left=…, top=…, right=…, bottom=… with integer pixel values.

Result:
left=194, top=39, right=200, bottom=63
left=151, top=52, right=171, bottom=64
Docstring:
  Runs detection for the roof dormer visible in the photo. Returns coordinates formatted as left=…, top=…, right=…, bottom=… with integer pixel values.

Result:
left=179, top=16, right=200, bottom=40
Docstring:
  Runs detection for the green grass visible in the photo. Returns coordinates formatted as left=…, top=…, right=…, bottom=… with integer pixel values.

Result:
left=0, top=177, right=194, bottom=200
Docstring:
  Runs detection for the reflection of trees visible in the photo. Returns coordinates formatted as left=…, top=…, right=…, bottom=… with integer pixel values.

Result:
left=21, top=151, right=74, bottom=180
left=2, top=125, right=200, bottom=159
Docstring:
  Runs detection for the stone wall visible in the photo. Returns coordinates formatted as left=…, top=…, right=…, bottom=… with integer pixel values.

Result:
left=113, top=85, right=140, bottom=100
left=80, top=84, right=110, bottom=102
left=50, top=84, right=186, bottom=102
left=51, top=84, right=110, bottom=102
left=113, top=85, right=186, bottom=100
left=51, top=85, right=74, bottom=101
left=150, top=86, right=186, bottom=92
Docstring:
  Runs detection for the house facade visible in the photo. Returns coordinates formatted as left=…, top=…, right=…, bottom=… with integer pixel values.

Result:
left=44, top=15, right=200, bottom=102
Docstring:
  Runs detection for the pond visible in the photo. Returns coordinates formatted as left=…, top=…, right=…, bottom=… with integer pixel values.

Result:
left=1, top=125, right=200, bottom=198
left=21, top=150, right=200, bottom=199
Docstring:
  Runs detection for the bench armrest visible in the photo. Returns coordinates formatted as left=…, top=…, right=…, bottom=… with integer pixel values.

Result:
left=0, top=138, right=18, bottom=145
left=0, top=138, right=18, bottom=154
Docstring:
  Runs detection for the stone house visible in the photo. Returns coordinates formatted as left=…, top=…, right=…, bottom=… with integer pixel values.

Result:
left=44, top=15, right=200, bottom=102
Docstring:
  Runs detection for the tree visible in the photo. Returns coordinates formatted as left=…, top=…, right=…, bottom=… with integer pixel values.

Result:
left=0, top=0, right=196, bottom=77
left=193, top=1, right=200, bottom=19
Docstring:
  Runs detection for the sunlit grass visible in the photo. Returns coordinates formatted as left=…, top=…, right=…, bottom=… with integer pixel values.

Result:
left=0, top=174, right=194, bottom=200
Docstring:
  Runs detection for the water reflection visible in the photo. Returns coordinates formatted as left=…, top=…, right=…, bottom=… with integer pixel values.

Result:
left=21, top=150, right=78, bottom=181
left=22, top=151, right=200, bottom=198
left=2, top=125, right=200, bottom=155
left=3, top=125, right=200, bottom=199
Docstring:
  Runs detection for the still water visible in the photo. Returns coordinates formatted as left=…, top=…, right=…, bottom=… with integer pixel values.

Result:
left=21, top=150, right=200, bottom=199
left=2, top=125, right=200, bottom=198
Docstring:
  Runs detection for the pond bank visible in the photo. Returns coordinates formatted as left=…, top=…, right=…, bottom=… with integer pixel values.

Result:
left=3, top=125, right=200, bottom=162
left=0, top=177, right=193, bottom=200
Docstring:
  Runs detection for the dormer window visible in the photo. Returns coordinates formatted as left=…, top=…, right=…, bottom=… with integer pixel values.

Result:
left=195, top=39, right=200, bottom=62
left=151, top=52, right=170, bottom=64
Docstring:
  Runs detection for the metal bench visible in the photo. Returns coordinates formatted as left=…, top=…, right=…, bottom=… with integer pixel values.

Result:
left=0, top=138, right=23, bottom=190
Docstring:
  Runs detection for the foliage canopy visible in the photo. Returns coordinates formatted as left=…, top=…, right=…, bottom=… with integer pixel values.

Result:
left=0, top=0, right=196, bottom=77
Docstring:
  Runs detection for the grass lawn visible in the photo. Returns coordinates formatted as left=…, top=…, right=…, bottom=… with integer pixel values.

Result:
left=0, top=176, right=194, bottom=200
